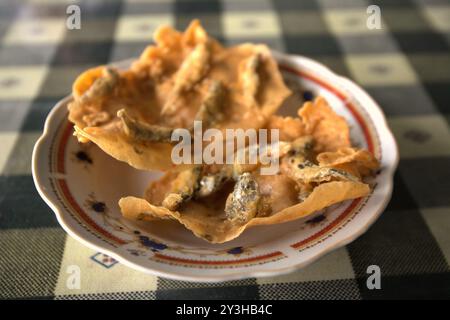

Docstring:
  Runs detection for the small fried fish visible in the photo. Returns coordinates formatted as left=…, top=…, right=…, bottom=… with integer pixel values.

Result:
left=162, top=166, right=202, bottom=210
left=224, top=172, right=260, bottom=223
left=194, top=80, right=226, bottom=127
left=118, top=109, right=174, bottom=143
left=197, top=166, right=234, bottom=198
left=161, top=42, right=211, bottom=115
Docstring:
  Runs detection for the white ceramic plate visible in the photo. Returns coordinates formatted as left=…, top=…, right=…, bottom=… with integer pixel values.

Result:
left=32, top=52, right=398, bottom=282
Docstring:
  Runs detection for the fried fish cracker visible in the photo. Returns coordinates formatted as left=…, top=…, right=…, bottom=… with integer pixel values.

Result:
left=116, top=94, right=374, bottom=243
left=119, top=180, right=369, bottom=243
left=68, top=20, right=291, bottom=172
left=118, top=126, right=372, bottom=243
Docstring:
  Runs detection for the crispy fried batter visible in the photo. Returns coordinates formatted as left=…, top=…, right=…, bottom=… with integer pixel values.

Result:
left=298, top=97, right=351, bottom=152
left=119, top=179, right=370, bottom=243
left=288, top=165, right=360, bottom=184
left=267, top=115, right=305, bottom=141
left=116, top=96, right=378, bottom=243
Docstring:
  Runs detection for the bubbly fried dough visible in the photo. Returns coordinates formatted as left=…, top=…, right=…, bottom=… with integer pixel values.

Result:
left=298, top=97, right=351, bottom=152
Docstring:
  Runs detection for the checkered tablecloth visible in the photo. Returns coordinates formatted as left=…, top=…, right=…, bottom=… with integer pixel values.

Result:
left=1, top=0, right=449, bottom=300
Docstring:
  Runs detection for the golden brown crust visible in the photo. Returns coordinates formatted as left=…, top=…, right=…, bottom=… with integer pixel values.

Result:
left=68, top=20, right=291, bottom=172
left=117, top=95, right=379, bottom=243
left=68, top=21, right=379, bottom=244
left=298, top=97, right=351, bottom=152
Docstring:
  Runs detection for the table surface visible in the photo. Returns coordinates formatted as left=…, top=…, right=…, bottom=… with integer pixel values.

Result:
left=1, top=0, right=449, bottom=300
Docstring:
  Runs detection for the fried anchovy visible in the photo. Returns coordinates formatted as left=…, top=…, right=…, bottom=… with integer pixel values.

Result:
left=81, top=67, right=119, bottom=103
left=163, top=138, right=289, bottom=207
left=196, top=141, right=276, bottom=198
left=284, top=136, right=315, bottom=201
left=196, top=166, right=235, bottom=198
left=285, top=135, right=358, bottom=184
left=224, top=172, right=260, bottom=223
left=178, top=138, right=312, bottom=206
left=117, top=109, right=174, bottom=143
left=197, top=140, right=291, bottom=198
left=242, top=54, right=261, bottom=106
left=194, top=80, right=225, bottom=127
left=119, top=79, right=224, bottom=142
left=162, top=166, right=202, bottom=210
left=161, top=42, right=211, bottom=116
left=289, top=166, right=360, bottom=185
left=161, top=139, right=288, bottom=210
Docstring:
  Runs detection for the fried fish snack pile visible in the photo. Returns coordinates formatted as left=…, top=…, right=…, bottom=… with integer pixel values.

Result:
left=120, top=97, right=380, bottom=243
left=68, top=20, right=291, bottom=171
